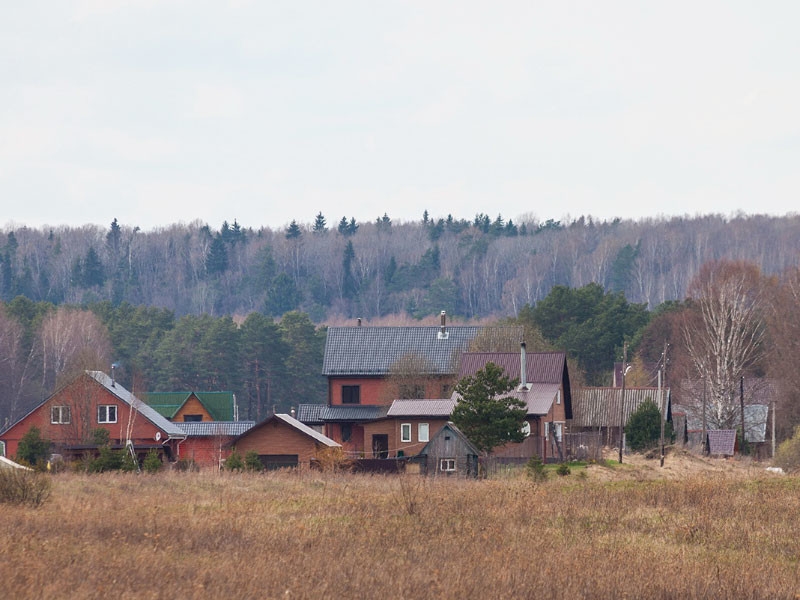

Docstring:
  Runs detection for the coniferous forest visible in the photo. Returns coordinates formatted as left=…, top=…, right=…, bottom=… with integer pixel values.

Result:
left=1, top=211, right=799, bottom=431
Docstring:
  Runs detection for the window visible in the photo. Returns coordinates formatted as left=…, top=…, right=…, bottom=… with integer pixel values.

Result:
left=418, top=423, right=429, bottom=443
left=440, top=458, right=456, bottom=472
left=183, top=414, right=202, bottom=422
left=97, top=405, right=117, bottom=424
left=341, top=423, right=352, bottom=443
left=401, top=423, right=411, bottom=443
left=546, top=422, right=563, bottom=441
left=521, top=421, right=531, bottom=437
left=0, top=440, right=5, bottom=457
left=51, top=406, right=71, bottom=425
left=341, top=385, right=360, bottom=404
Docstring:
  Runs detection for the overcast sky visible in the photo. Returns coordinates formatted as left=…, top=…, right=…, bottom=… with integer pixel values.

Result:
left=2, top=1, right=799, bottom=232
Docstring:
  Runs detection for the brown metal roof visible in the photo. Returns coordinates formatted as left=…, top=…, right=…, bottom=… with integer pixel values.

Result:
left=458, top=351, right=566, bottom=384
left=387, top=399, right=456, bottom=417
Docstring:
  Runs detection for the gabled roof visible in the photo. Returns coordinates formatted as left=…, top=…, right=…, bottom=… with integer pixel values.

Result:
left=85, top=371, right=187, bottom=438
left=418, top=422, right=480, bottom=457
left=174, top=421, right=255, bottom=437
left=322, top=326, right=493, bottom=376
left=458, top=351, right=567, bottom=385
left=231, top=414, right=340, bottom=448
left=570, top=387, right=671, bottom=428
left=139, top=391, right=235, bottom=421
left=450, top=383, right=562, bottom=418
left=387, top=399, right=456, bottom=418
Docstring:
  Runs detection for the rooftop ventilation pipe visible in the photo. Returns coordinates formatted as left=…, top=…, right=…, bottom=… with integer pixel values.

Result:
left=357, top=318, right=362, bottom=327
left=438, top=311, right=449, bottom=339
left=519, top=342, right=531, bottom=391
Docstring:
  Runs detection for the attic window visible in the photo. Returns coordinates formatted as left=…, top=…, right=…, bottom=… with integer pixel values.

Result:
left=51, top=405, right=71, bottom=425
left=183, top=415, right=202, bottom=422
left=98, top=405, right=117, bottom=424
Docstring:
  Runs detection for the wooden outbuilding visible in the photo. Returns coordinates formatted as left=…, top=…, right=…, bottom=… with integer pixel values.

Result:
left=417, top=422, right=479, bottom=478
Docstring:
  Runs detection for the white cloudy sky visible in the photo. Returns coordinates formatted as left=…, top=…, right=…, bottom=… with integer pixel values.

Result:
left=2, top=1, right=799, bottom=232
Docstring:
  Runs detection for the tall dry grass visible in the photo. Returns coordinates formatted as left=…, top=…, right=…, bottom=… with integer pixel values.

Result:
left=1, top=470, right=799, bottom=599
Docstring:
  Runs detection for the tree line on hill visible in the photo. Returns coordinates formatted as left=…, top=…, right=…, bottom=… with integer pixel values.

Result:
left=1, top=212, right=799, bottom=323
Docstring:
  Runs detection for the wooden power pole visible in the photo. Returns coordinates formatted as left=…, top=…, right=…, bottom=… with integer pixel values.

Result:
left=618, top=342, right=627, bottom=464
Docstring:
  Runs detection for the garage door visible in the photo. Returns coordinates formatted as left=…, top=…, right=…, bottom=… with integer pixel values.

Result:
left=259, top=454, right=299, bottom=470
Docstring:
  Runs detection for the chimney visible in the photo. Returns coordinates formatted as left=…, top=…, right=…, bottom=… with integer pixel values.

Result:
left=111, top=363, right=116, bottom=387
left=290, top=407, right=296, bottom=418
left=438, top=311, right=449, bottom=339
left=519, top=342, right=530, bottom=391
left=357, top=318, right=362, bottom=327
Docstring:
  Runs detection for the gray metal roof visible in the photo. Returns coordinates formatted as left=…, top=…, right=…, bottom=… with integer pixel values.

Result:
left=273, top=414, right=341, bottom=447
left=322, top=326, right=487, bottom=376
left=86, top=371, right=187, bottom=438
left=458, top=351, right=567, bottom=384
left=296, top=403, right=325, bottom=424
left=387, top=399, right=456, bottom=417
left=319, top=405, right=390, bottom=422
left=451, top=383, right=561, bottom=418
left=174, top=421, right=255, bottom=437
left=570, top=387, right=671, bottom=428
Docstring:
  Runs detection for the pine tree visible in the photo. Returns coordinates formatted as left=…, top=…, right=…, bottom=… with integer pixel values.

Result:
left=286, top=220, right=302, bottom=239
left=313, top=212, right=327, bottom=234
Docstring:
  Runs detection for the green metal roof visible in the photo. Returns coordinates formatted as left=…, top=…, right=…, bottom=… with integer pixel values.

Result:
left=139, top=391, right=235, bottom=421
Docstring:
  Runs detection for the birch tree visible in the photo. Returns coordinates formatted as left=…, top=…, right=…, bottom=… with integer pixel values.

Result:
left=682, top=261, right=768, bottom=429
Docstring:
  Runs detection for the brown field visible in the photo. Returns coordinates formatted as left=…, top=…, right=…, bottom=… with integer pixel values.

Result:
left=2, top=456, right=800, bottom=599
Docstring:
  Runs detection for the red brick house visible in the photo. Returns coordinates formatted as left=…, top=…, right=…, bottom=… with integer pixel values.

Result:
left=173, top=421, right=255, bottom=468
left=228, top=413, right=340, bottom=469
left=0, top=371, right=187, bottom=462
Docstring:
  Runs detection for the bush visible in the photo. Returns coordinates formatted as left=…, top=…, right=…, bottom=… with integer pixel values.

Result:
left=556, top=463, right=571, bottom=477
left=224, top=449, right=244, bottom=472
left=526, top=455, right=547, bottom=482
left=16, top=426, right=50, bottom=468
left=0, top=468, right=52, bottom=508
left=244, top=450, right=264, bottom=472
left=91, top=428, right=110, bottom=446
left=774, top=426, right=800, bottom=472
left=142, top=450, right=162, bottom=474
left=625, top=399, right=672, bottom=452
left=88, top=446, right=124, bottom=473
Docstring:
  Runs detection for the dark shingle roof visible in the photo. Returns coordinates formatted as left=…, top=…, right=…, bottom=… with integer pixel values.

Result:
left=296, top=403, right=326, bottom=425
left=319, top=405, right=390, bottom=422
left=322, top=326, right=488, bottom=376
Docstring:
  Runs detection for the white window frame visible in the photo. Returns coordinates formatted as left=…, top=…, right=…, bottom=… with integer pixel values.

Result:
left=0, top=440, right=5, bottom=457
left=51, top=405, right=71, bottom=425
left=418, top=423, right=429, bottom=443
left=97, top=405, right=117, bottom=424
left=440, top=458, right=456, bottom=472
left=400, top=423, right=412, bottom=443
left=521, top=421, right=531, bottom=437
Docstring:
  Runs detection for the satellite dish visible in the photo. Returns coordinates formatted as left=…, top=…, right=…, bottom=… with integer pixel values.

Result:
left=154, top=432, right=162, bottom=441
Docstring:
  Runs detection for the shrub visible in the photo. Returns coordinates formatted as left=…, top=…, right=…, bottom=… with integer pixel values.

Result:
left=224, top=449, right=244, bottom=472
left=244, top=450, right=264, bottom=472
left=526, top=455, right=547, bottom=482
left=312, top=447, right=354, bottom=473
left=16, top=426, right=50, bottom=468
left=0, top=468, right=52, bottom=508
left=120, top=449, right=139, bottom=472
left=774, top=426, right=800, bottom=472
left=556, top=462, right=571, bottom=477
left=88, top=446, right=124, bottom=473
left=91, top=428, right=110, bottom=446
left=142, top=450, right=162, bottom=474
left=625, top=399, right=672, bottom=452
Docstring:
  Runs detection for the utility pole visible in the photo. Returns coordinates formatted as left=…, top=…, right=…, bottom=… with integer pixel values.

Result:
left=740, top=376, right=746, bottom=456
left=618, top=342, right=628, bottom=464
left=702, top=370, right=707, bottom=455
left=660, top=341, right=668, bottom=468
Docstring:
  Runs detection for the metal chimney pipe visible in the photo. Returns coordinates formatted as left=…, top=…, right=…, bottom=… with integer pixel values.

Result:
left=520, top=342, right=527, bottom=389
left=440, top=311, right=446, bottom=335
left=357, top=318, right=362, bottom=327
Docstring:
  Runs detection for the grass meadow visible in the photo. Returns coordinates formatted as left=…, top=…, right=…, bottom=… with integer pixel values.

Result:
left=2, top=468, right=800, bottom=599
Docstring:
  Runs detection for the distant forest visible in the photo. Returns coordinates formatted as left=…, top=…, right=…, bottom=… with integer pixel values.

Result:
left=2, top=212, right=800, bottom=433
left=1, top=212, right=799, bottom=321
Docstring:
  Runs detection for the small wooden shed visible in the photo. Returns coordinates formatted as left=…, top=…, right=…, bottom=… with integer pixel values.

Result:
left=417, top=422, right=479, bottom=478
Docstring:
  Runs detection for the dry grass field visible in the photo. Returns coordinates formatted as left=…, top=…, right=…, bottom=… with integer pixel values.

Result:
left=2, top=456, right=800, bottom=599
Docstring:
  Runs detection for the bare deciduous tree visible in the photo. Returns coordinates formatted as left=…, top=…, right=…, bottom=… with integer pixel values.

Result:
left=682, top=261, right=769, bottom=429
